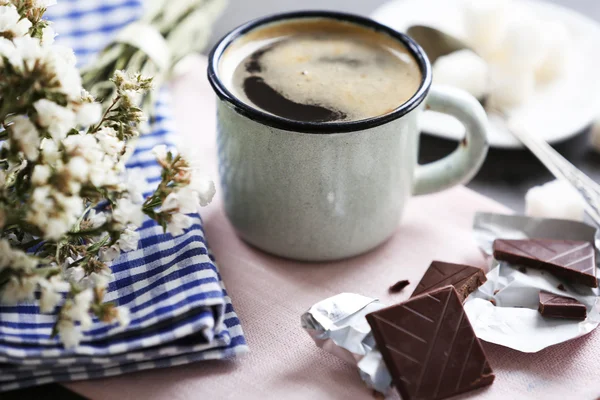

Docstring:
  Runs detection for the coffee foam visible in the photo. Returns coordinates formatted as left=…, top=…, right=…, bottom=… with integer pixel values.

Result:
left=220, top=18, right=422, bottom=123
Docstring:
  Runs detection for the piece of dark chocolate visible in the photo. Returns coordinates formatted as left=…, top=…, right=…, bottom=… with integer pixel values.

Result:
left=366, top=286, right=495, bottom=400
left=411, top=261, right=487, bottom=302
left=493, top=239, right=597, bottom=288
left=538, top=291, right=587, bottom=320
left=389, top=280, right=410, bottom=294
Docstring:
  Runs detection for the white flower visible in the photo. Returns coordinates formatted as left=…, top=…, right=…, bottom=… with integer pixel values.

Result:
left=57, top=319, right=82, bottom=349
left=12, top=251, right=38, bottom=270
left=0, top=239, right=12, bottom=268
left=166, top=213, right=193, bottom=236
left=33, top=0, right=57, bottom=8
left=40, top=24, right=56, bottom=46
left=13, top=36, right=44, bottom=71
left=27, top=187, right=84, bottom=239
left=75, top=102, right=102, bottom=126
left=46, top=45, right=82, bottom=99
left=31, top=164, right=51, bottom=185
left=124, top=168, right=147, bottom=204
left=81, top=271, right=110, bottom=290
left=117, top=226, right=140, bottom=252
left=39, top=275, right=69, bottom=313
left=63, top=132, right=97, bottom=153
left=190, top=175, right=215, bottom=206
left=152, top=145, right=169, bottom=164
left=11, top=116, right=39, bottom=160
left=54, top=64, right=83, bottom=99
left=67, top=156, right=89, bottom=181
left=64, top=288, right=93, bottom=328
left=99, top=245, right=120, bottom=262
left=89, top=160, right=120, bottom=187
left=0, top=275, right=38, bottom=304
left=41, top=138, right=60, bottom=163
left=122, top=89, right=143, bottom=107
left=162, top=187, right=198, bottom=214
left=0, top=36, right=16, bottom=67
left=44, top=216, right=71, bottom=240
left=31, top=185, right=52, bottom=206
left=115, top=306, right=130, bottom=327
left=64, top=266, right=85, bottom=283
left=84, top=209, right=107, bottom=229
left=55, top=192, right=84, bottom=215
left=52, top=44, right=76, bottom=66
left=95, top=127, right=124, bottom=157
left=34, top=99, right=76, bottom=141
left=39, top=287, right=62, bottom=313
left=113, top=197, right=145, bottom=227
left=112, top=69, right=127, bottom=85
left=26, top=186, right=52, bottom=228
left=0, top=5, right=32, bottom=38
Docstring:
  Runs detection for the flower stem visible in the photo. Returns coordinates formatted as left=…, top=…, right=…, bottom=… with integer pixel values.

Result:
left=90, top=96, right=120, bottom=133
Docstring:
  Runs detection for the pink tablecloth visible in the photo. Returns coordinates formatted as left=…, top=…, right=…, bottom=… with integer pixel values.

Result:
left=66, top=57, right=600, bottom=400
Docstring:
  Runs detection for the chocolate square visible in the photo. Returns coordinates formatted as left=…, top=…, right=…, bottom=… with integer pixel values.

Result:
left=366, top=286, right=494, bottom=400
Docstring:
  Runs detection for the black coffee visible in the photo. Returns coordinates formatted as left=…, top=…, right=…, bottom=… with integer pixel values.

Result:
left=220, top=19, right=422, bottom=123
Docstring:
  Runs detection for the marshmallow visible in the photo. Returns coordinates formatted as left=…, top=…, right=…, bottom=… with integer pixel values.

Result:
left=463, top=0, right=511, bottom=57
left=432, top=49, right=490, bottom=100
left=487, top=66, right=535, bottom=111
left=501, top=15, right=549, bottom=70
left=525, top=180, right=586, bottom=222
left=535, top=20, right=571, bottom=83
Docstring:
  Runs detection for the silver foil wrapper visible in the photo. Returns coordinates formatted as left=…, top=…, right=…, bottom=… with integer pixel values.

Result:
left=301, top=293, right=392, bottom=394
left=468, top=212, right=600, bottom=352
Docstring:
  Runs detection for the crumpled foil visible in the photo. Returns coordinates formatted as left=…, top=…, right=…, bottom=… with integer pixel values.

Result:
left=466, top=212, right=600, bottom=352
left=301, top=293, right=392, bottom=394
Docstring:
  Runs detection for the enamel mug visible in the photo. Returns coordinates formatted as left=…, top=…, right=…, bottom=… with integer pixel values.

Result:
left=208, top=11, right=489, bottom=261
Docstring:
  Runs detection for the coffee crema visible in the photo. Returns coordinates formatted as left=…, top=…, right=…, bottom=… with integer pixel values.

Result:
left=219, top=19, right=423, bottom=123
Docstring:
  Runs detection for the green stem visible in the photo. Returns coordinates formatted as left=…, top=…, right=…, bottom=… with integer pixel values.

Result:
left=142, top=195, right=162, bottom=210
left=67, top=224, right=110, bottom=238
left=90, top=96, right=120, bottom=133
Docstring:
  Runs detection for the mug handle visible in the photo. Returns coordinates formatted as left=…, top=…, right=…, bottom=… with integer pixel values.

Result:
left=413, top=85, right=490, bottom=196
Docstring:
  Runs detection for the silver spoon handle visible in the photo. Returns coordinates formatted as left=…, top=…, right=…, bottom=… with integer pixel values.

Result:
left=508, top=121, right=600, bottom=226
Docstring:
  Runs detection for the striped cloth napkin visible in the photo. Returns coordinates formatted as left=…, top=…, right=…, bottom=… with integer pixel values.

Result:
left=0, top=0, right=247, bottom=392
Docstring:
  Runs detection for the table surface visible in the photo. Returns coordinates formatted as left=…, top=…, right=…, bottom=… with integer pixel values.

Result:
left=7, top=0, right=600, bottom=399
left=65, top=56, right=600, bottom=400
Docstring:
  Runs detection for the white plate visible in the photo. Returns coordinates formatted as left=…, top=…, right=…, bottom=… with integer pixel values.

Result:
left=371, top=0, right=600, bottom=148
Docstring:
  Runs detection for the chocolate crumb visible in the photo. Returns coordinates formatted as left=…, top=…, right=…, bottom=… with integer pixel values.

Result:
left=518, top=266, right=527, bottom=274
left=489, top=298, right=497, bottom=306
left=493, top=289, right=500, bottom=295
left=557, top=284, right=566, bottom=291
left=389, top=279, right=410, bottom=294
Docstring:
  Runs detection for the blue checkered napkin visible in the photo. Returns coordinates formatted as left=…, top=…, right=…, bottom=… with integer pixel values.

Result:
left=0, top=0, right=247, bottom=392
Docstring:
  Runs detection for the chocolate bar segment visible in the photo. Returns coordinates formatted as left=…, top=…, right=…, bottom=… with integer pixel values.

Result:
left=366, top=286, right=495, bottom=400
left=411, top=261, right=487, bottom=302
left=538, top=291, right=587, bottom=320
left=389, top=279, right=410, bottom=294
left=493, top=239, right=597, bottom=288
